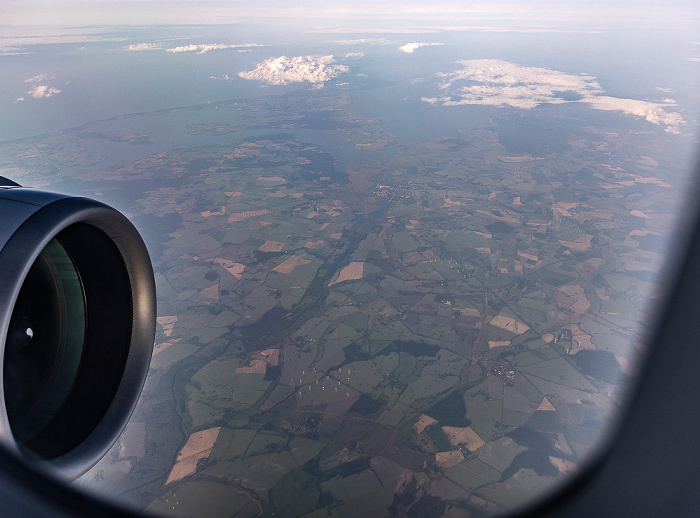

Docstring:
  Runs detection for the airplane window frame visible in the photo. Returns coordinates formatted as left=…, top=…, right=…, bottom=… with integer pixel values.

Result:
left=1, top=7, right=699, bottom=515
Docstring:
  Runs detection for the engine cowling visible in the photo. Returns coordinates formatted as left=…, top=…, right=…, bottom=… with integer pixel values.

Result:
left=0, top=178, right=155, bottom=480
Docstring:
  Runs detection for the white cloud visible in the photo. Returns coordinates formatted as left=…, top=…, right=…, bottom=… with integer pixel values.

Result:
left=14, top=97, right=24, bottom=103
left=26, top=85, right=62, bottom=99
left=585, top=96, right=684, bottom=134
left=125, top=43, right=161, bottom=51
left=423, top=59, right=684, bottom=134
left=333, top=38, right=393, bottom=45
left=166, top=43, right=264, bottom=54
left=424, top=25, right=603, bottom=34
left=399, top=42, right=444, bottom=53
left=1, top=47, right=31, bottom=56
left=209, top=74, right=234, bottom=81
left=0, top=30, right=125, bottom=51
left=25, top=74, right=49, bottom=83
left=315, top=28, right=437, bottom=35
left=344, top=52, right=364, bottom=59
left=238, top=55, right=349, bottom=86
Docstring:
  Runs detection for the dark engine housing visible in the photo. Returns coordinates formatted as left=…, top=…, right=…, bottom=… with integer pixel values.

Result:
left=0, top=178, right=155, bottom=480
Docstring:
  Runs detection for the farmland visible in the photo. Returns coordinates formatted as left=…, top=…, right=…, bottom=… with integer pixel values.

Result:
left=5, top=89, right=681, bottom=516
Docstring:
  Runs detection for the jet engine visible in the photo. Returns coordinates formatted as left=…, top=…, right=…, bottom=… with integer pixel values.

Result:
left=0, top=177, right=155, bottom=480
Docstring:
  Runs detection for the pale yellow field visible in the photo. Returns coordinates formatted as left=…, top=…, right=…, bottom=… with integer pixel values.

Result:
left=615, top=355, right=635, bottom=376
left=200, top=207, right=226, bottom=217
left=255, top=348, right=280, bottom=366
left=630, top=209, right=651, bottom=219
left=442, top=426, right=486, bottom=451
left=517, top=251, right=539, bottom=262
left=157, top=316, right=178, bottom=336
left=259, top=240, right=285, bottom=252
left=166, top=427, right=221, bottom=484
left=236, top=359, right=267, bottom=374
left=559, top=234, right=593, bottom=252
left=556, top=284, right=590, bottom=315
left=272, top=255, right=311, bottom=273
left=227, top=209, right=271, bottom=223
left=201, top=284, right=219, bottom=300
left=488, top=315, right=530, bottom=335
left=304, top=239, right=325, bottom=249
left=537, top=398, right=556, bottom=412
left=549, top=456, right=577, bottom=475
left=329, top=262, right=364, bottom=286
left=568, top=324, right=596, bottom=355
left=435, top=450, right=465, bottom=468
left=210, top=258, right=245, bottom=279
left=414, top=414, right=438, bottom=434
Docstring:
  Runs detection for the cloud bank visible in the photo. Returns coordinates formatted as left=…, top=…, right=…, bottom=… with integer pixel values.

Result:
left=125, top=43, right=161, bottom=51
left=399, top=42, right=444, bottom=53
left=424, top=25, right=603, bottom=34
left=24, top=73, right=49, bottom=83
left=422, top=59, right=684, bottom=134
left=16, top=74, right=62, bottom=102
left=1, top=47, right=30, bottom=56
left=209, top=74, right=234, bottom=81
left=166, top=43, right=264, bottom=54
left=26, top=85, right=62, bottom=99
left=238, top=55, right=349, bottom=86
left=333, top=38, right=392, bottom=45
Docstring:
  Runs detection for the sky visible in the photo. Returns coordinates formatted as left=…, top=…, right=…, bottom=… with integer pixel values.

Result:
left=1, top=0, right=699, bottom=28
left=1, top=0, right=698, bottom=142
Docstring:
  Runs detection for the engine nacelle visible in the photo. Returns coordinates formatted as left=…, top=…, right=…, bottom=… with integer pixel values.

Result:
left=0, top=178, right=155, bottom=480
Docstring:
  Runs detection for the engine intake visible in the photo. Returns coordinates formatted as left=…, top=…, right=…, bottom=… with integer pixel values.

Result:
left=0, top=179, right=155, bottom=480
